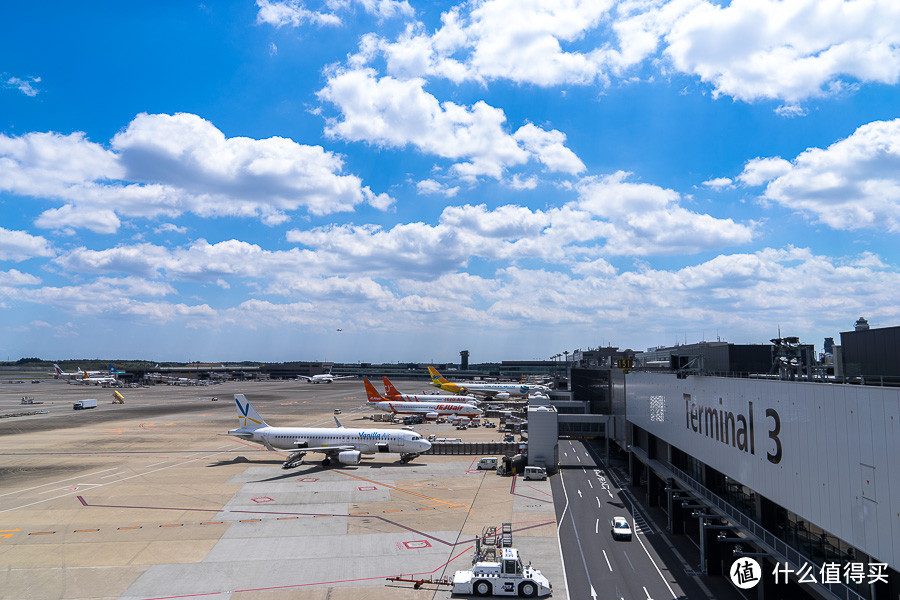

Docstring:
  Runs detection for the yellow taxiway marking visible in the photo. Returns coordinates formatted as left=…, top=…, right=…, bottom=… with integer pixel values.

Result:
left=0, top=529, right=20, bottom=545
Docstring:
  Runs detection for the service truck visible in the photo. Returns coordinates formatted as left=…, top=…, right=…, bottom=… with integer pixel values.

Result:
left=452, top=547, right=552, bottom=597
left=73, top=399, right=98, bottom=410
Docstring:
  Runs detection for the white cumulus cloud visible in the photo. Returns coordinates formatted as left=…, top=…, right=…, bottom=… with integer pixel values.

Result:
left=350, top=0, right=900, bottom=104
left=0, top=228, right=54, bottom=262
left=256, top=0, right=412, bottom=28
left=319, top=69, right=584, bottom=180
left=743, top=118, right=900, bottom=232
left=0, top=113, right=392, bottom=233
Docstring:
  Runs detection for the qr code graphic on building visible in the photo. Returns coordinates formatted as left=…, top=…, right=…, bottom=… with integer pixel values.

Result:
left=649, top=395, right=665, bottom=422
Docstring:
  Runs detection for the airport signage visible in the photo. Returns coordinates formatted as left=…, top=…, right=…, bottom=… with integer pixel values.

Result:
left=627, top=372, right=900, bottom=567
left=683, top=396, right=782, bottom=464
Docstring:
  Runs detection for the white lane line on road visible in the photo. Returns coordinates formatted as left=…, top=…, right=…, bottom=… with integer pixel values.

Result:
left=602, top=550, right=613, bottom=572
left=596, top=496, right=601, bottom=508
left=643, top=585, right=653, bottom=600
left=595, top=518, right=598, bottom=534
left=634, top=515, right=679, bottom=599
left=623, top=550, right=635, bottom=571
left=561, top=467, right=597, bottom=600
left=556, top=467, right=573, bottom=600
left=582, top=440, right=679, bottom=599
left=588, top=480, right=593, bottom=489
left=657, top=534, right=717, bottom=599
left=608, top=489, right=614, bottom=498
left=577, top=455, right=581, bottom=462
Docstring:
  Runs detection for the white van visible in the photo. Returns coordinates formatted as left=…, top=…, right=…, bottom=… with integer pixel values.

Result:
left=523, top=466, right=547, bottom=480
left=476, top=457, right=498, bottom=470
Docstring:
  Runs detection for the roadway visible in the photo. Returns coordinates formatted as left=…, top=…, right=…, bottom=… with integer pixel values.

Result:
left=552, top=438, right=751, bottom=600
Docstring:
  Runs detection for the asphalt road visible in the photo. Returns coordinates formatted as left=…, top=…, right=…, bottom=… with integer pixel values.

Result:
left=553, top=438, right=685, bottom=600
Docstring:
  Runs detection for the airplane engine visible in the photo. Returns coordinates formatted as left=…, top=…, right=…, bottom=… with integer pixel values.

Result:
left=337, top=450, right=362, bottom=465
left=425, top=411, right=439, bottom=420
left=495, top=392, right=510, bottom=400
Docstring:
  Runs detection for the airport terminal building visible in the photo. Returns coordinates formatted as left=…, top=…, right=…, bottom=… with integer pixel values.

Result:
left=549, top=327, right=900, bottom=600
left=627, top=372, right=899, bottom=600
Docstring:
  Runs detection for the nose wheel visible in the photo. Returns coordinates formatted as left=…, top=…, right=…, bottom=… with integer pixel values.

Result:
left=399, top=453, right=419, bottom=464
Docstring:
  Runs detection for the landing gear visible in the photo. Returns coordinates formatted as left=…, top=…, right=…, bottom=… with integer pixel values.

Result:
left=321, top=457, right=332, bottom=467
left=399, top=453, right=419, bottom=464
left=282, top=452, right=306, bottom=469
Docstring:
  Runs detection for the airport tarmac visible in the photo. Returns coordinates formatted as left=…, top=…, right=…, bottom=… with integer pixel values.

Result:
left=0, top=379, right=566, bottom=600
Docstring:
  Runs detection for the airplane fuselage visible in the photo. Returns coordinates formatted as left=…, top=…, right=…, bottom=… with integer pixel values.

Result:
left=391, top=393, right=478, bottom=404
left=432, top=381, right=548, bottom=397
left=229, top=425, right=429, bottom=454
left=368, top=400, right=482, bottom=417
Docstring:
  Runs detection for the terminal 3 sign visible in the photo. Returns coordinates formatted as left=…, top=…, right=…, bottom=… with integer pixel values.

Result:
left=682, top=395, right=782, bottom=464
left=630, top=372, right=900, bottom=568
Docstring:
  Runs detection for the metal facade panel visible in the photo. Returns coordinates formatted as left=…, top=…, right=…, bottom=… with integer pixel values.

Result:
left=858, top=393, right=875, bottom=467
left=829, top=384, right=852, bottom=540
left=812, top=384, right=830, bottom=529
left=847, top=390, right=865, bottom=551
left=886, top=396, right=900, bottom=568
left=869, top=394, right=890, bottom=561
left=626, top=373, right=900, bottom=568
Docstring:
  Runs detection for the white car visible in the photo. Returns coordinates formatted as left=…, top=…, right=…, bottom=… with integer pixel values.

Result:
left=611, top=516, right=632, bottom=541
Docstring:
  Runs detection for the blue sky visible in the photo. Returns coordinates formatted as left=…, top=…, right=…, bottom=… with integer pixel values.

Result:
left=2, top=0, right=900, bottom=363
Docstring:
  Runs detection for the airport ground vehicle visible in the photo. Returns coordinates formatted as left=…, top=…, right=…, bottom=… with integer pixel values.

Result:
left=452, top=547, right=552, bottom=597
left=73, top=399, right=98, bottom=410
left=477, top=457, right=498, bottom=470
left=611, top=516, right=633, bottom=540
left=427, top=435, right=462, bottom=443
left=523, top=466, right=547, bottom=480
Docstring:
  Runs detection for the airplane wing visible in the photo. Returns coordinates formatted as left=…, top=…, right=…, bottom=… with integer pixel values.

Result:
left=289, top=445, right=356, bottom=454
left=261, top=437, right=355, bottom=456
left=467, top=388, right=498, bottom=397
left=296, top=376, right=314, bottom=381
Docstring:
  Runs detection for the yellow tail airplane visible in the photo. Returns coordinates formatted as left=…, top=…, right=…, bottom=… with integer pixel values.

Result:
left=427, top=366, right=549, bottom=399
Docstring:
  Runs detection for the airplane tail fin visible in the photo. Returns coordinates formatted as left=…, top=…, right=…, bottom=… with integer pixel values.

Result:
left=427, top=366, right=451, bottom=384
left=54, top=364, right=62, bottom=377
left=382, top=376, right=402, bottom=398
left=364, top=378, right=384, bottom=402
left=234, top=394, right=268, bottom=430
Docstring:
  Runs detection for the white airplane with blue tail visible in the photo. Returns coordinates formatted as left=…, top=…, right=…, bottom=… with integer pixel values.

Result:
left=227, top=394, right=431, bottom=469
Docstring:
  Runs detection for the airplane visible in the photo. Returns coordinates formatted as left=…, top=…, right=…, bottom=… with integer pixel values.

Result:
left=427, top=366, right=550, bottom=399
left=52, top=364, right=81, bottom=380
left=364, top=379, right=483, bottom=421
left=381, top=376, right=478, bottom=404
left=297, top=372, right=355, bottom=384
left=227, top=394, right=431, bottom=469
left=81, top=371, right=117, bottom=385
